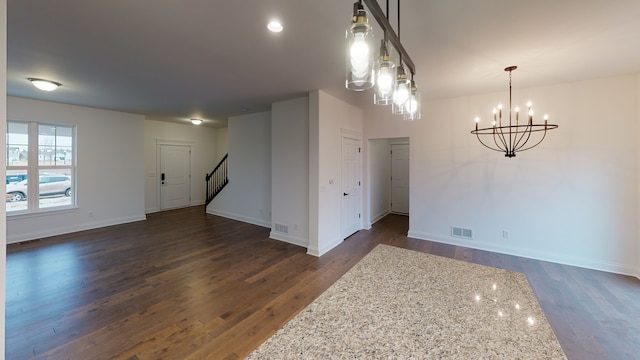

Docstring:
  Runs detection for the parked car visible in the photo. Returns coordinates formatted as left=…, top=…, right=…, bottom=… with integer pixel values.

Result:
left=6, top=174, right=28, bottom=184
left=6, top=176, right=71, bottom=202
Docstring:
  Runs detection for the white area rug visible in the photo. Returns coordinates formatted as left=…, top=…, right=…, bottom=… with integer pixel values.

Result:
left=247, top=244, right=566, bottom=359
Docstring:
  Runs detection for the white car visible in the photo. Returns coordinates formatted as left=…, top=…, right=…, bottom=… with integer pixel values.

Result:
left=6, top=176, right=72, bottom=202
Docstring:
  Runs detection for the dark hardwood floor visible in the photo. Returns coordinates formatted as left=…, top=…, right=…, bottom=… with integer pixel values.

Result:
left=5, top=206, right=640, bottom=359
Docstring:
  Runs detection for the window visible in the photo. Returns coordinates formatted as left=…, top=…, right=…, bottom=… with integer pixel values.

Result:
left=6, top=121, right=75, bottom=213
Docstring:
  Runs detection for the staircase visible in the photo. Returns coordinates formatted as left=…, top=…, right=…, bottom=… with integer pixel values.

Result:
left=205, top=153, right=228, bottom=207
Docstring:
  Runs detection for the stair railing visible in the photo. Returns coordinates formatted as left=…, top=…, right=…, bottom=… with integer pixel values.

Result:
left=205, top=153, right=228, bottom=207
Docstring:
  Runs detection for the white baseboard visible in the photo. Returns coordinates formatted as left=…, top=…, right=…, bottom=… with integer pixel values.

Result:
left=269, top=231, right=308, bottom=248
left=371, top=209, right=391, bottom=225
left=206, top=208, right=270, bottom=228
left=307, top=237, right=343, bottom=257
left=407, top=229, right=639, bottom=277
left=7, top=214, right=147, bottom=244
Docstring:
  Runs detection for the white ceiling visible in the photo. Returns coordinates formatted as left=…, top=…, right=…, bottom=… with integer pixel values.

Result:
left=7, top=1, right=640, bottom=127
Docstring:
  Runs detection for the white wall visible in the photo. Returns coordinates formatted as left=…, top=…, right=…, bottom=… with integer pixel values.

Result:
left=216, top=127, right=229, bottom=163
left=365, top=74, right=640, bottom=276
left=1, top=0, right=7, bottom=353
left=207, top=111, right=271, bottom=227
left=143, top=119, right=219, bottom=213
left=368, top=139, right=391, bottom=226
left=271, top=96, right=309, bottom=247
left=309, top=90, right=363, bottom=256
left=6, top=97, right=146, bottom=243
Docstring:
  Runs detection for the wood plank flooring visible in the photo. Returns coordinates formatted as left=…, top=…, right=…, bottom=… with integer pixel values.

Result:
left=5, top=206, right=640, bottom=359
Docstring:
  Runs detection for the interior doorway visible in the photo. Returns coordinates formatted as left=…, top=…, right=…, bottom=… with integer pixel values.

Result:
left=390, top=143, right=409, bottom=214
left=368, top=137, right=410, bottom=225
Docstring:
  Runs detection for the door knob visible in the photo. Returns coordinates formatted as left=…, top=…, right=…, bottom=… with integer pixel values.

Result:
left=343, top=192, right=349, bottom=196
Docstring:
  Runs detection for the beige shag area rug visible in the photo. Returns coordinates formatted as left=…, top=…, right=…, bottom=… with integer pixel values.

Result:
left=247, top=244, right=566, bottom=359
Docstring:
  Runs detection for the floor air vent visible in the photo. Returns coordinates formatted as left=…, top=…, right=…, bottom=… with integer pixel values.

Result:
left=451, top=226, right=472, bottom=239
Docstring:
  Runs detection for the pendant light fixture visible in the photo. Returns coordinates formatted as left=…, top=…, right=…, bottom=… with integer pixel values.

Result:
left=391, top=0, right=410, bottom=115
left=471, top=66, right=558, bottom=158
left=373, top=1, right=395, bottom=105
left=346, top=1, right=375, bottom=91
left=392, top=64, right=410, bottom=114
left=345, top=0, right=421, bottom=120
left=374, top=40, right=396, bottom=105
left=404, top=78, right=421, bottom=121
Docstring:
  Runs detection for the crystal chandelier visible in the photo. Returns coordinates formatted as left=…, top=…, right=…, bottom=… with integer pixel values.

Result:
left=471, top=66, right=558, bottom=158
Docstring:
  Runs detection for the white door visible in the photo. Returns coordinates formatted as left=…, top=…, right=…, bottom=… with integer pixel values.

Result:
left=342, top=136, right=361, bottom=239
left=160, top=144, right=191, bottom=210
left=391, top=144, right=409, bottom=214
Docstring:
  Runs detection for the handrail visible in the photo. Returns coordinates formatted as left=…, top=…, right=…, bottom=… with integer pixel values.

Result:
left=205, top=154, right=228, bottom=207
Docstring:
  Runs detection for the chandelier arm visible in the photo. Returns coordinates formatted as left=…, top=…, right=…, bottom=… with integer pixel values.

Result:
left=493, top=126, right=510, bottom=153
left=474, top=132, right=506, bottom=153
left=494, top=109, right=512, bottom=152
left=515, top=128, right=549, bottom=152
left=512, top=122, right=534, bottom=151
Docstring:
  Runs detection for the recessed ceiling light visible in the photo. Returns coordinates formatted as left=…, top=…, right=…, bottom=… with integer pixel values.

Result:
left=28, top=78, right=61, bottom=91
left=267, top=20, right=283, bottom=33
left=191, top=119, right=203, bottom=125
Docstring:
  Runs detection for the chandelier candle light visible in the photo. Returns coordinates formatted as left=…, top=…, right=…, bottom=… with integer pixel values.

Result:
left=471, top=66, right=558, bottom=158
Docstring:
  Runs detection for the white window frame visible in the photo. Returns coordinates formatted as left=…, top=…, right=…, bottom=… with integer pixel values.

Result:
left=6, top=120, right=77, bottom=215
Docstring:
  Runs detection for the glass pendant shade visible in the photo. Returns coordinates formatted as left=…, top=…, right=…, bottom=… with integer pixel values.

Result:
left=373, top=40, right=396, bottom=105
left=345, top=2, right=374, bottom=91
left=404, top=80, right=421, bottom=121
left=392, top=65, right=410, bottom=114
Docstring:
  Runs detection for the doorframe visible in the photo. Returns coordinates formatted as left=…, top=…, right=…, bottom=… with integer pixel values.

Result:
left=390, top=142, right=410, bottom=215
left=365, top=137, right=410, bottom=228
left=340, top=129, right=363, bottom=239
left=155, top=139, right=194, bottom=211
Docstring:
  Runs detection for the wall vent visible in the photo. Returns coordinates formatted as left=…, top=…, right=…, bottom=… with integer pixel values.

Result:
left=451, top=226, right=473, bottom=239
left=275, top=224, right=289, bottom=234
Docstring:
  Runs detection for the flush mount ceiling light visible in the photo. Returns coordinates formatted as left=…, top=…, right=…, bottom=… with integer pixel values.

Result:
left=267, top=20, right=283, bottom=33
left=471, top=66, right=558, bottom=158
left=346, top=0, right=420, bottom=120
left=191, top=118, right=203, bottom=125
left=28, top=78, right=61, bottom=91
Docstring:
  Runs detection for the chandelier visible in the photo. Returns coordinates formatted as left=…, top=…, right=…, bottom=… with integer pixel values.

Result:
left=345, top=0, right=420, bottom=120
left=471, top=66, right=558, bottom=158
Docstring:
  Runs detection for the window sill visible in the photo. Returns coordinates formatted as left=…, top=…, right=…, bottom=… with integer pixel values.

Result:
left=6, top=206, right=79, bottom=220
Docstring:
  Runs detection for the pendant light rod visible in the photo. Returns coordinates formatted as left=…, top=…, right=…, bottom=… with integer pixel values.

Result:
left=384, top=0, right=389, bottom=43
left=397, top=0, right=402, bottom=65
left=362, top=0, right=415, bottom=75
